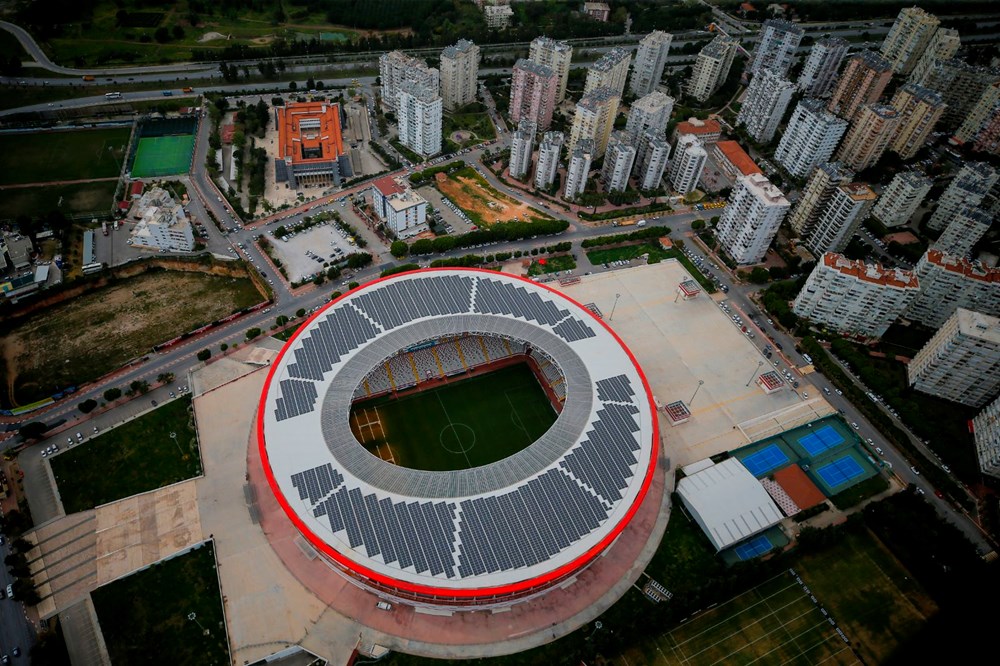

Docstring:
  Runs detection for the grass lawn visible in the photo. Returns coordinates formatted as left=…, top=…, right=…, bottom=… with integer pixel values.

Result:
left=92, top=543, right=230, bottom=666
left=51, top=397, right=200, bottom=512
left=642, top=509, right=722, bottom=594
left=0, top=180, right=119, bottom=219
left=586, top=243, right=671, bottom=266
left=0, top=270, right=263, bottom=407
left=830, top=474, right=890, bottom=510
left=527, top=254, right=576, bottom=276
left=443, top=111, right=496, bottom=152
left=0, top=128, right=130, bottom=185
left=350, top=362, right=556, bottom=471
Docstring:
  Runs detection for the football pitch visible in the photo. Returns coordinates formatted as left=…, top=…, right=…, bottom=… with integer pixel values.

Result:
left=350, top=363, right=556, bottom=471
left=0, top=127, right=129, bottom=185
left=131, top=134, right=195, bottom=177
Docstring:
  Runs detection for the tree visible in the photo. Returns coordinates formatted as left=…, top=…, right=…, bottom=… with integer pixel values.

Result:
left=11, top=579, right=40, bottom=606
left=348, top=281, right=360, bottom=290
left=157, top=372, right=175, bottom=385
left=154, top=26, right=170, bottom=43
left=748, top=267, right=771, bottom=284
left=289, top=80, right=298, bottom=91
left=172, top=25, right=185, bottom=40
left=103, top=387, right=122, bottom=402
left=330, top=291, right=342, bottom=300
left=197, top=349, right=212, bottom=362
left=390, top=240, right=408, bottom=258
left=276, top=315, right=289, bottom=327
left=220, top=343, right=228, bottom=351
left=246, top=328, right=262, bottom=340
left=18, top=422, right=48, bottom=441
left=129, top=380, right=150, bottom=395
left=691, top=219, right=705, bottom=230
left=296, top=308, right=307, bottom=318
left=78, top=399, right=98, bottom=413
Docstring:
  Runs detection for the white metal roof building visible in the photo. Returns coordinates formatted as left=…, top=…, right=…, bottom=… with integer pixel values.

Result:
left=258, top=269, right=658, bottom=607
left=676, top=457, right=783, bottom=551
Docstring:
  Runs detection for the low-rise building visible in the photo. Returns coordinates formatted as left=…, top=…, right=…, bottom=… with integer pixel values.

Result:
left=370, top=175, right=428, bottom=238
left=711, top=140, right=762, bottom=182
left=908, top=308, right=1000, bottom=407
left=130, top=186, right=195, bottom=251
left=672, top=117, right=722, bottom=145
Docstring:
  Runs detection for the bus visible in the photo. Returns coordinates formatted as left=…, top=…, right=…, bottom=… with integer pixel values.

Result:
left=105, top=92, right=122, bottom=100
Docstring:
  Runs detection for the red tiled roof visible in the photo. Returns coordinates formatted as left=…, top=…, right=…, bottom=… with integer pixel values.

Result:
left=715, top=141, right=762, bottom=176
left=221, top=124, right=236, bottom=144
left=373, top=175, right=405, bottom=197
left=822, top=252, right=919, bottom=289
left=676, top=119, right=721, bottom=136
left=129, top=181, right=144, bottom=196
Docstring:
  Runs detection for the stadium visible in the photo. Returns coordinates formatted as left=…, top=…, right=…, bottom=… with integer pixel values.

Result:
left=257, top=268, right=659, bottom=608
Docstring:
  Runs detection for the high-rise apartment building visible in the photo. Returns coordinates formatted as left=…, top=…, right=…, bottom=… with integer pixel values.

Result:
left=927, top=161, right=999, bottom=230
left=906, top=249, right=1000, bottom=328
left=915, top=58, right=1000, bottom=129
left=788, top=162, right=854, bottom=237
left=529, top=36, right=573, bottom=103
left=635, top=132, right=671, bottom=191
left=826, top=51, right=894, bottom=120
left=802, top=183, right=877, bottom=256
left=510, top=59, right=558, bottom=131
left=880, top=6, right=941, bottom=75
left=973, top=106, right=1000, bottom=155
left=568, top=87, right=620, bottom=158
left=836, top=103, right=901, bottom=171
left=798, top=37, right=849, bottom=97
left=955, top=81, right=1000, bottom=144
left=749, top=19, right=804, bottom=78
left=601, top=131, right=637, bottom=193
left=380, top=51, right=439, bottom=112
left=687, top=35, right=738, bottom=102
left=792, top=253, right=920, bottom=339
left=397, top=79, right=442, bottom=157
left=564, top=138, right=595, bottom=199
left=508, top=118, right=537, bottom=181
left=716, top=173, right=790, bottom=264
left=934, top=207, right=992, bottom=258
left=871, top=170, right=933, bottom=227
left=626, top=90, right=674, bottom=138
left=630, top=31, right=673, bottom=96
left=736, top=69, right=796, bottom=144
left=972, top=395, right=1000, bottom=480
left=668, top=133, right=707, bottom=195
left=908, top=27, right=961, bottom=84
left=908, top=308, right=1000, bottom=407
left=439, top=39, right=480, bottom=111
left=534, top=131, right=564, bottom=190
left=774, top=98, right=849, bottom=179
left=888, top=83, right=946, bottom=159
left=584, top=47, right=632, bottom=98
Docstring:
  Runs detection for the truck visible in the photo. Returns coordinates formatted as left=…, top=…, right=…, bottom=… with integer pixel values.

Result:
left=182, top=87, right=194, bottom=93
left=82, top=75, right=95, bottom=82
left=102, top=221, right=108, bottom=236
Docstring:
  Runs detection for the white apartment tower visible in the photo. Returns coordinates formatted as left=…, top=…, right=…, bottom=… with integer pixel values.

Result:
left=798, top=37, right=849, bottom=97
left=793, top=253, right=920, bottom=339
left=379, top=51, right=439, bottom=112
left=872, top=170, right=933, bottom=227
left=906, top=250, right=1000, bottom=328
left=909, top=27, right=961, bottom=84
left=934, top=207, right=992, bottom=258
left=534, top=131, right=564, bottom=190
left=880, top=6, right=942, bottom=75
left=802, top=183, right=878, bottom=256
left=736, top=69, right=796, bottom=144
left=749, top=19, right=805, bottom=78
left=687, top=35, right=738, bottom=102
left=774, top=98, right=849, bottom=179
left=788, top=162, right=854, bottom=237
left=908, top=308, right=1000, bottom=408
left=626, top=90, right=674, bottom=138
left=716, top=173, right=791, bottom=265
left=397, top=79, right=443, bottom=157
left=439, top=39, right=480, bottom=111
left=636, top=133, right=671, bottom=191
left=584, top=47, right=632, bottom=98
left=972, top=395, right=1000, bottom=480
left=564, top=138, right=595, bottom=199
left=508, top=118, right=537, bottom=181
left=529, top=36, right=573, bottom=103
left=630, top=30, right=673, bottom=96
left=568, top=87, right=620, bottom=158
left=668, top=133, right=707, bottom=195
left=927, top=161, right=999, bottom=231
left=601, top=131, right=637, bottom=193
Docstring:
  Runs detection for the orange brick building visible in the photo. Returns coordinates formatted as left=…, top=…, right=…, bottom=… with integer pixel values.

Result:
left=275, top=101, right=351, bottom=189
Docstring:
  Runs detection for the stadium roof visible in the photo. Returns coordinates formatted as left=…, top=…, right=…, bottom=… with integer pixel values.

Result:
left=676, top=458, right=782, bottom=551
left=259, top=269, right=657, bottom=599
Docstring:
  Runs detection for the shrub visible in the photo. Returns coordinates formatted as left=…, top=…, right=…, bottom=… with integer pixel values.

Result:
left=78, top=399, right=98, bottom=414
left=197, top=349, right=212, bottom=362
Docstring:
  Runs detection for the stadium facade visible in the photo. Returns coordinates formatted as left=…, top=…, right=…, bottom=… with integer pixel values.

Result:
left=258, top=269, right=658, bottom=608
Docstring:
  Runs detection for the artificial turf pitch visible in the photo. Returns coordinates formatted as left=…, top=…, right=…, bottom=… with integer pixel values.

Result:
left=131, top=134, right=195, bottom=177
left=350, top=362, right=557, bottom=471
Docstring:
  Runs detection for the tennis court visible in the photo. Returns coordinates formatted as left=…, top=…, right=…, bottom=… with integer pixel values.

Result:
left=816, top=455, right=866, bottom=489
left=741, top=443, right=790, bottom=476
left=131, top=135, right=195, bottom=177
left=797, top=424, right=845, bottom=457
left=734, top=534, right=773, bottom=561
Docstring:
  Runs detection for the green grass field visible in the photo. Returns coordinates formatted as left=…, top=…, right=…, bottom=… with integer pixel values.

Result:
left=0, top=128, right=130, bottom=185
left=0, top=180, right=119, bottom=219
left=350, top=362, right=556, bottom=471
left=131, top=134, right=195, bottom=177
left=92, top=543, right=230, bottom=666
left=50, top=397, right=200, bottom=512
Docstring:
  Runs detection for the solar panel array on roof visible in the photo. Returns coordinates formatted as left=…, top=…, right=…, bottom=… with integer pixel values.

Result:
left=351, top=274, right=474, bottom=330
left=291, top=463, right=345, bottom=504
left=561, top=401, right=641, bottom=504
left=474, top=278, right=594, bottom=341
left=596, top=375, right=635, bottom=403
left=287, top=306, right=381, bottom=381
left=274, top=379, right=319, bottom=421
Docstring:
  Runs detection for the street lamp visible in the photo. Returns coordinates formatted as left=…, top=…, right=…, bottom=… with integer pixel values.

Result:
left=746, top=360, right=764, bottom=387
left=689, top=379, right=705, bottom=405
left=187, top=612, right=209, bottom=636
left=609, top=293, right=622, bottom=321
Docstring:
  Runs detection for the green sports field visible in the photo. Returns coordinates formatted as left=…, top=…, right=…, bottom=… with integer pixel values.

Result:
left=350, top=362, right=556, bottom=471
left=131, top=134, right=195, bottom=177
left=0, top=127, right=129, bottom=185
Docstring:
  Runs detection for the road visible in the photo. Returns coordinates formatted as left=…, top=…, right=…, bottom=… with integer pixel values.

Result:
left=0, top=529, right=33, bottom=661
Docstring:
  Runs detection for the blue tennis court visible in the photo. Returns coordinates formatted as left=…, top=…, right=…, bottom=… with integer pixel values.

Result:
left=741, top=444, right=789, bottom=476
left=734, top=534, right=773, bottom=561
left=816, top=455, right=865, bottom=488
left=797, top=424, right=845, bottom=456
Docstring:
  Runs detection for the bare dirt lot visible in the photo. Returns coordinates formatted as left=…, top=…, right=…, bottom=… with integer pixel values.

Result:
left=434, top=167, right=552, bottom=227
left=0, top=270, right=263, bottom=407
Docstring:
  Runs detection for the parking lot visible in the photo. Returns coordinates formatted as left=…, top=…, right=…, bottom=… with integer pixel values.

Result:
left=264, top=221, right=357, bottom=283
left=416, top=185, right=475, bottom=235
